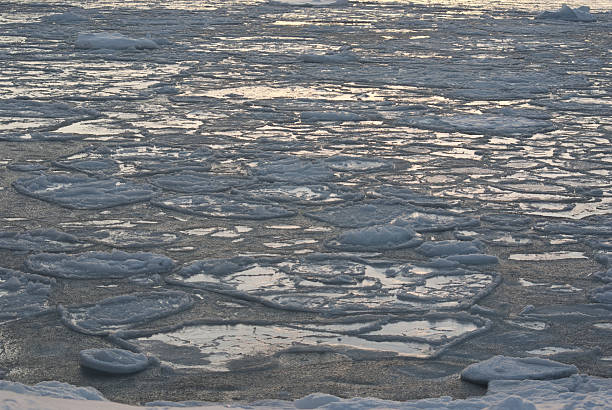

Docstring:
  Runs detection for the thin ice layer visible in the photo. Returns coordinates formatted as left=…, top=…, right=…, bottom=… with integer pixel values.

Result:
left=25, top=250, right=175, bottom=279
left=12, top=174, right=155, bottom=210
left=59, top=291, right=193, bottom=335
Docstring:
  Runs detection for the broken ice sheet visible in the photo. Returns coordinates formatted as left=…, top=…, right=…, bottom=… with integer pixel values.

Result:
left=59, top=291, right=193, bottom=335
left=150, top=172, right=253, bottom=193
left=0, top=267, right=53, bottom=323
left=152, top=193, right=295, bottom=220
left=12, top=173, right=155, bottom=210
left=0, top=229, right=87, bottom=252
left=24, top=250, right=175, bottom=279
left=131, top=315, right=486, bottom=371
left=238, top=183, right=363, bottom=205
left=170, top=255, right=499, bottom=314
left=87, top=230, right=179, bottom=249
left=55, top=144, right=213, bottom=177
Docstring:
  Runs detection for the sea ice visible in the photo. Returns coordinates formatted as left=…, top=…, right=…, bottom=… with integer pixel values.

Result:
left=76, top=33, right=159, bottom=50
left=12, top=174, right=155, bottom=210
left=24, top=250, right=175, bottom=279
left=151, top=172, right=253, bottom=193
left=239, top=183, right=362, bottom=205
left=79, top=348, right=149, bottom=374
left=0, top=229, right=86, bottom=252
left=251, top=157, right=335, bottom=184
left=325, top=156, right=391, bottom=173
left=87, top=230, right=179, bottom=249
left=153, top=194, right=295, bottom=219
left=270, top=0, right=348, bottom=6
left=59, top=291, right=193, bottom=335
left=0, top=267, right=52, bottom=323
left=300, top=49, right=358, bottom=64
left=42, top=12, right=88, bottom=24
left=300, top=111, right=364, bottom=122
left=460, top=355, right=578, bottom=385
left=0, top=381, right=107, bottom=401
left=590, top=284, right=612, bottom=304
left=536, top=5, right=596, bottom=22
left=325, top=220, right=423, bottom=251
left=305, top=201, right=411, bottom=228
left=397, top=114, right=554, bottom=137
left=416, top=240, right=484, bottom=257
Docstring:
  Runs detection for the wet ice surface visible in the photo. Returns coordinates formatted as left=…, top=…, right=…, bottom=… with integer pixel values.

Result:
left=0, top=0, right=611, bottom=404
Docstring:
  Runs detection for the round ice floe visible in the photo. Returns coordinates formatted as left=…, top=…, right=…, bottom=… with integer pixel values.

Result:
left=306, top=200, right=411, bottom=228
left=0, top=267, right=52, bottom=323
left=325, top=156, right=392, bottom=173
left=87, top=230, right=178, bottom=249
left=25, top=250, right=175, bottom=279
left=55, top=145, right=213, bottom=177
left=251, top=157, right=335, bottom=184
left=0, top=229, right=86, bottom=252
left=79, top=348, right=149, bottom=374
left=153, top=193, right=295, bottom=219
left=12, top=173, right=155, bottom=210
left=151, top=172, right=253, bottom=193
left=60, top=291, right=193, bottom=335
left=461, top=356, right=578, bottom=385
left=398, top=114, right=554, bottom=137
left=239, top=183, right=363, bottom=205
left=325, top=220, right=423, bottom=251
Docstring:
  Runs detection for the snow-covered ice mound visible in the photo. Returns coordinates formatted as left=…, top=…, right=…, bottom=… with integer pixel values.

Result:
left=150, top=172, right=253, bottom=193
left=60, top=291, right=193, bottom=335
left=0, top=267, right=52, bottom=323
left=79, top=348, right=149, bottom=374
left=251, top=157, right=335, bottom=184
left=153, top=193, right=295, bottom=219
left=55, top=145, right=213, bottom=177
left=238, top=183, right=362, bottom=205
left=25, top=250, right=175, bottom=279
left=461, top=355, right=578, bottom=385
left=0, top=229, right=86, bottom=252
left=325, top=219, right=423, bottom=251
left=133, top=314, right=487, bottom=370
left=170, top=255, right=499, bottom=313
left=87, top=230, right=178, bottom=249
left=398, top=114, right=554, bottom=136
left=76, top=33, right=159, bottom=50
left=536, top=5, right=596, bottom=22
left=0, top=380, right=107, bottom=401
left=12, top=174, right=155, bottom=210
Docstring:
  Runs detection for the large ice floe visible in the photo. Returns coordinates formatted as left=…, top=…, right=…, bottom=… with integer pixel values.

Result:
left=168, top=254, right=500, bottom=314
left=24, top=250, right=175, bottom=279
left=12, top=174, right=155, bottom=209
left=0, top=229, right=86, bottom=252
left=0, top=267, right=53, bottom=323
left=324, top=219, right=423, bottom=251
left=150, top=172, right=253, bottom=194
left=75, top=33, right=159, bottom=50
left=536, top=5, right=596, bottom=22
left=59, top=291, right=193, bottom=335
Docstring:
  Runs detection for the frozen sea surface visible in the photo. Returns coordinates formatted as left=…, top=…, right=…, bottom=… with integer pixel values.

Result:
left=0, top=0, right=610, bottom=406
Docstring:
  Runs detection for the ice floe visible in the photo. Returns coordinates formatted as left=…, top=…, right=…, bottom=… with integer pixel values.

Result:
left=86, top=230, right=178, bottom=249
left=42, top=12, right=89, bottom=24
left=536, top=5, right=596, bottom=22
left=416, top=240, right=484, bottom=258
left=0, top=267, right=52, bottom=323
left=397, top=114, right=554, bottom=137
left=238, top=183, right=362, bottom=205
left=0, top=229, right=86, bottom=252
left=59, top=291, right=193, bottom=335
left=325, top=219, right=423, bottom=251
left=153, top=194, right=295, bottom=219
left=251, top=157, right=335, bottom=184
left=76, top=33, right=159, bottom=50
left=461, top=355, right=578, bottom=385
left=79, top=348, right=150, bottom=374
left=300, top=49, right=358, bottom=64
left=150, top=172, right=253, bottom=193
left=170, top=255, right=499, bottom=313
left=25, top=250, right=175, bottom=279
left=12, top=174, right=155, bottom=210
left=270, top=0, right=348, bottom=6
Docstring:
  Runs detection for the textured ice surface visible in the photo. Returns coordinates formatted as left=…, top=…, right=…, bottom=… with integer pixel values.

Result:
left=0, top=229, right=85, bottom=252
left=305, top=201, right=412, bottom=228
left=171, top=255, right=499, bottom=313
left=325, top=220, right=423, bottom=251
left=239, top=183, right=362, bottom=205
left=536, top=5, right=596, bottom=22
left=151, top=172, right=252, bottom=194
left=461, top=355, right=578, bottom=385
left=134, top=315, right=485, bottom=370
left=153, top=194, right=295, bottom=219
left=79, top=348, right=149, bottom=374
left=13, top=174, right=155, bottom=210
left=416, top=240, right=484, bottom=257
left=398, top=114, right=554, bottom=136
left=60, top=291, right=193, bottom=335
left=76, top=33, right=158, bottom=50
left=251, top=157, right=335, bottom=184
left=25, top=251, right=175, bottom=279
left=87, top=230, right=178, bottom=249
left=0, top=267, right=52, bottom=323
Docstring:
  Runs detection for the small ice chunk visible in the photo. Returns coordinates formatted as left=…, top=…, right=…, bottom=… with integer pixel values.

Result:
left=536, top=5, right=596, bottom=22
left=76, top=32, right=159, bottom=50
left=416, top=240, right=483, bottom=257
left=461, top=355, right=578, bottom=385
left=79, top=348, right=149, bottom=374
left=25, top=250, right=175, bottom=279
